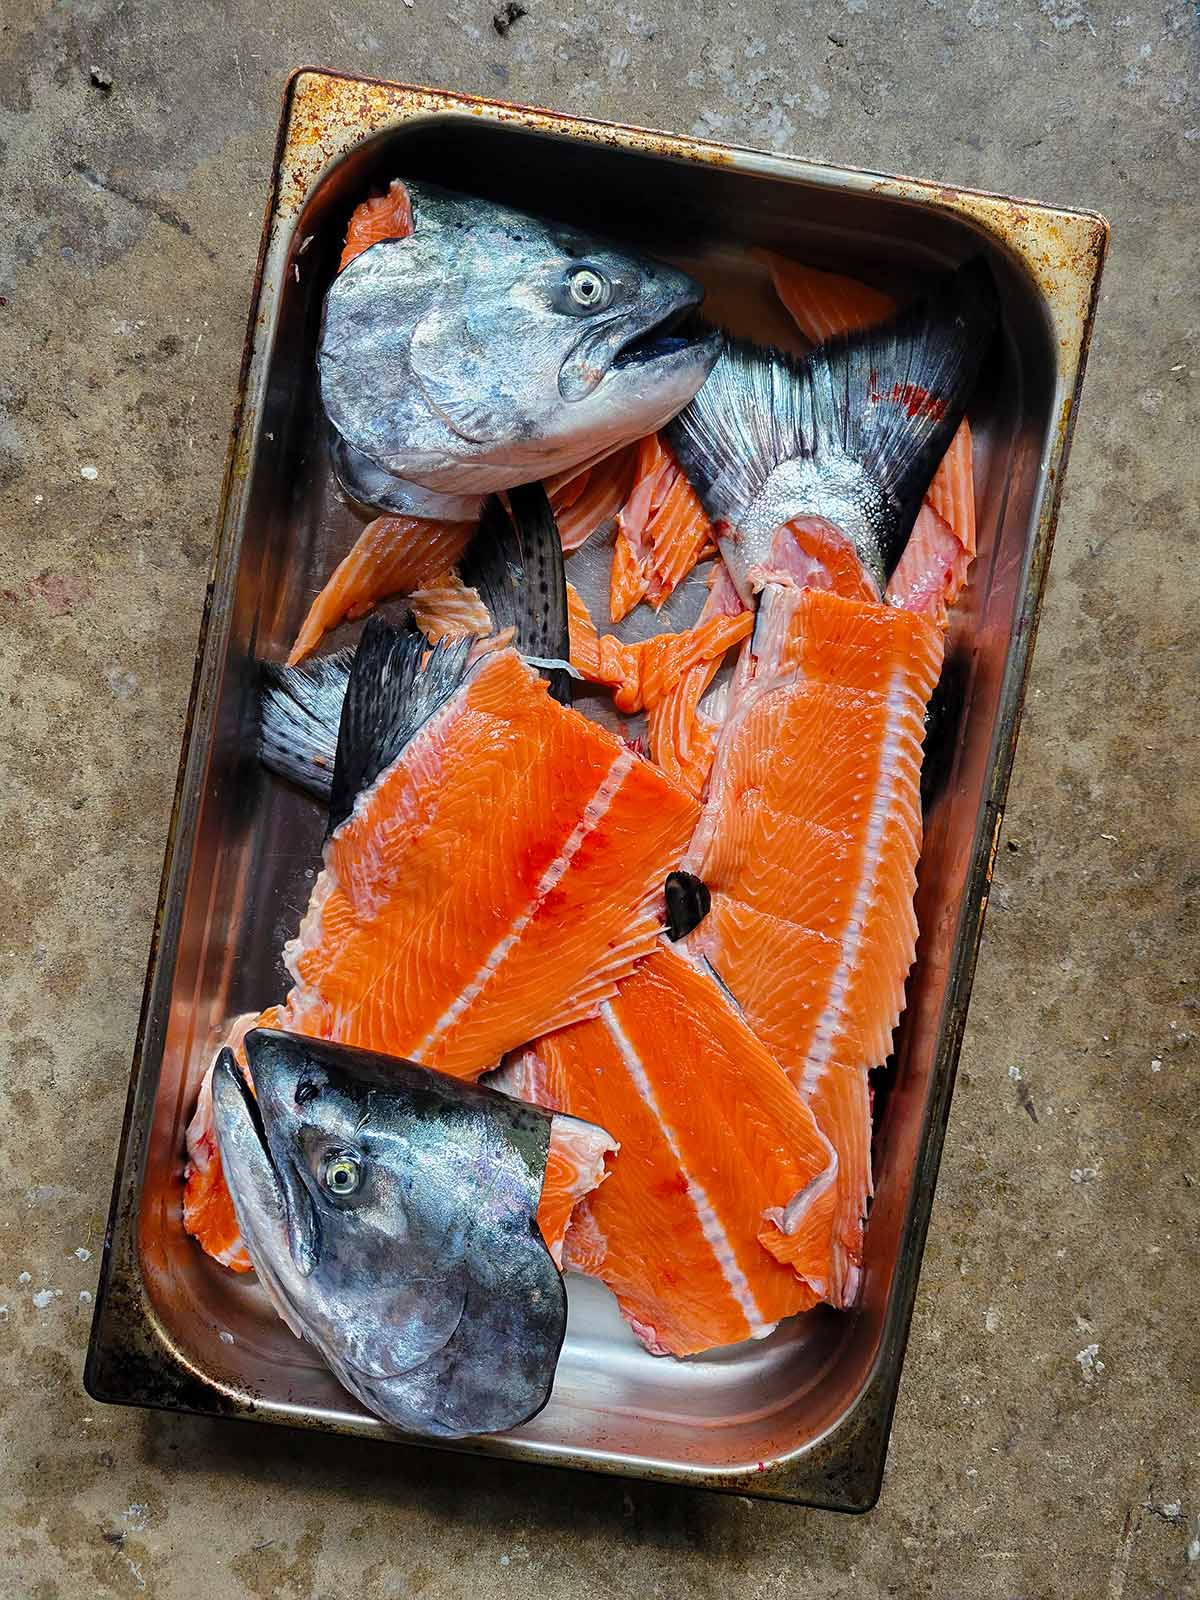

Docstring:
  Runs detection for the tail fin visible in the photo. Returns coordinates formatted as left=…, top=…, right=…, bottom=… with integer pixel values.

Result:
left=258, top=649, right=352, bottom=799
left=666, top=258, right=998, bottom=595
left=328, top=616, right=473, bottom=833
left=461, top=484, right=572, bottom=703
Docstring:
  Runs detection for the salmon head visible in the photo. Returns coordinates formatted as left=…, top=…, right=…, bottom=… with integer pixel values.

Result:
left=211, top=1028, right=567, bottom=1439
left=318, top=180, right=721, bottom=518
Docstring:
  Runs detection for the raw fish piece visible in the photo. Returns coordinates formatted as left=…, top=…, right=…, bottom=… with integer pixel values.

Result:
left=279, top=618, right=699, bottom=1078
left=495, top=944, right=836, bottom=1356
left=666, top=259, right=997, bottom=603
left=320, top=180, right=719, bottom=517
left=339, top=178, right=414, bottom=271
left=684, top=586, right=945, bottom=1305
left=213, top=1028, right=566, bottom=1438
left=760, top=251, right=979, bottom=612
left=288, top=515, right=474, bottom=665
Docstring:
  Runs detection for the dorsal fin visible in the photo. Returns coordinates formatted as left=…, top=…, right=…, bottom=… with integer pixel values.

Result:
left=258, top=649, right=353, bottom=799
left=461, top=485, right=571, bottom=704
left=328, top=616, right=474, bottom=834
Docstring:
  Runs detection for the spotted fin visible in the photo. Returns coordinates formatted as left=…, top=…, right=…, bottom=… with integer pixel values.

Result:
left=328, top=616, right=474, bottom=833
left=258, top=649, right=352, bottom=799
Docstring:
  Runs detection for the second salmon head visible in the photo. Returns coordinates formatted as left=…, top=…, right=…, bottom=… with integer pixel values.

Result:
left=211, top=1028, right=567, bottom=1439
left=318, top=180, right=721, bottom=514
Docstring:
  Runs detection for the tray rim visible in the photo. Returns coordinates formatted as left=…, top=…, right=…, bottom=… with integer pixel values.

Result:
left=85, top=67, right=1109, bottom=1513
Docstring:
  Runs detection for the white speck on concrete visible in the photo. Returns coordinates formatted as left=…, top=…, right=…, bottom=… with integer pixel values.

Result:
left=1150, top=1058, right=1162, bottom=1072
left=80, top=464, right=99, bottom=480
left=499, top=1555, right=510, bottom=1567
left=106, top=667, right=139, bottom=700
left=1040, top=0, right=1095, bottom=32
left=1008, top=1064, right=1022, bottom=1080
left=32, top=1288, right=62, bottom=1309
left=74, top=1247, right=92, bottom=1262
left=17, top=1272, right=31, bottom=1285
left=984, top=1307, right=1000, bottom=1333
left=124, top=1503, right=150, bottom=1531
left=218, top=1329, right=235, bottom=1344
left=1070, top=1165, right=1100, bottom=1183
left=802, top=80, right=831, bottom=118
left=1075, top=1343, right=1104, bottom=1383
left=691, top=109, right=731, bottom=138
left=33, top=493, right=44, bottom=505
left=1187, top=1514, right=1200, bottom=1561
left=79, top=1290, right=92, bottom=1305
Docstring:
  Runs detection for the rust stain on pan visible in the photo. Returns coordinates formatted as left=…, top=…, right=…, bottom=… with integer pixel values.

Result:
left=276, top=69, right=740, bottom=221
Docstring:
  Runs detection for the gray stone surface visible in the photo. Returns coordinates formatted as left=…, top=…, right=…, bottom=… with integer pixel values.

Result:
left=1, top=1, right=1197, bottom=1595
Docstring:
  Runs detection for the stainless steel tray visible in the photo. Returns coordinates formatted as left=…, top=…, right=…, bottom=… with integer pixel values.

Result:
left=85, top=69, right=1107, bottom=1510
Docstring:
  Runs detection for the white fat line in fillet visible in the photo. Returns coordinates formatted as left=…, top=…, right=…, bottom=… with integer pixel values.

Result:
left=801, top=661, right=912, bottom=1098
left=601, top=1002, right=771, bottom=1335
left=412, top=747, right=637, bottom=1058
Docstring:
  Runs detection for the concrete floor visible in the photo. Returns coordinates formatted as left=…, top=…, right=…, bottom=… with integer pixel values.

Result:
left=1, top=1, right=1197, bottom=1595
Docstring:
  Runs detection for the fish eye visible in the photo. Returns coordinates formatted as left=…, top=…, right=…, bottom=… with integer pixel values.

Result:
left=566, top=266, right=611, bottom=311
left=321, top=1153, right=362, bottom=1198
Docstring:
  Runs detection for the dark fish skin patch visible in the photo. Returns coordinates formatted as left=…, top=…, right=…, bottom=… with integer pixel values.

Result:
left=665, top=870, right=712, bottom=940
left=328, top=617, right=473, bottom=835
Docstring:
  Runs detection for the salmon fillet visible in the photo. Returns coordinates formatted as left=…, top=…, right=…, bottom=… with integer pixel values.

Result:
left=684, top=586, right=944, bottom=1305
left=339, top=180, right=414, bottom=272
left=408, top=570, right=493, bottom=642
left=609, top=435, right=716, bottom=622
left=566, top=581, right=751, bottom=714
left=887, top=503, right=971, bottom=623
left=288, top=515, right=474, bottom=665
left=183, top=1009, right=617, bottom=1271
left=546, top=443, right=640, bottom=552
left=760, top=251, right=977, bottom=612
left=495, top=944, right=836, bottom=1355
left=281, top=647, right=699, bottom=1078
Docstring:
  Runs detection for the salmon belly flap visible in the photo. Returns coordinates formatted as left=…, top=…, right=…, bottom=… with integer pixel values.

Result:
left=684, top=586, right=945, bottom=1307
left=495, top=944, right=837, bottom=1357
left=279, top=649, right=699, bottom=1077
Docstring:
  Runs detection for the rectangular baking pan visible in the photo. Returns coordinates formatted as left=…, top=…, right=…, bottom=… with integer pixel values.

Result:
left=85, top=69, right=1107, bottom=1510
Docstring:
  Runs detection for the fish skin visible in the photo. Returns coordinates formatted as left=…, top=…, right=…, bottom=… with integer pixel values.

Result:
left=212, top=1028, right=567, bottom=1439
left=664, top=259, right=998, bottom=602
left=261, top=488, right=571, bottom=800
left=319, top=180, right=721, bottom=517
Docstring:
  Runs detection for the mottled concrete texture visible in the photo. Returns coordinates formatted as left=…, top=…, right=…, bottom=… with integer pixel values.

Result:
left=1, top=1, right=1197, bottom=1596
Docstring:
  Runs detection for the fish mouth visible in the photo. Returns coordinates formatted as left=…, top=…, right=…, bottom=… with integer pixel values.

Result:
left=223, top=1048, right=270, bottom=1153
left=610, top=306, right=719, bottom=372
left=560, top=292, right=718, bottom=402
left=214, top=1048, right=290, bottom=1212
